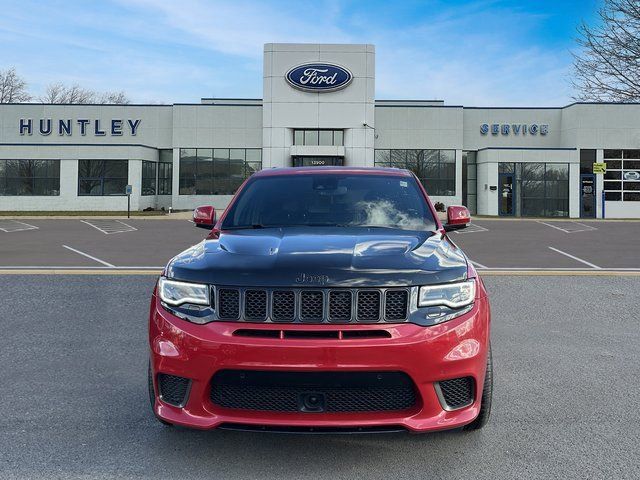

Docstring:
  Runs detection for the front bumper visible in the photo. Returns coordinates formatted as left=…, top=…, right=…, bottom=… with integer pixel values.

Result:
left=149, top=292, right=491, bottom=433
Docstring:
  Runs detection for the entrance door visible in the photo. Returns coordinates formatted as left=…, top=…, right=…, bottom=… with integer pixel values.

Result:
left=498, top=173, right=515, bottom=216
left=580, top=174, right=596, bottom=218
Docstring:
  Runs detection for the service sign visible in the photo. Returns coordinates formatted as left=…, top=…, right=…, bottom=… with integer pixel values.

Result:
left=285, top=63, right=353, bottom=92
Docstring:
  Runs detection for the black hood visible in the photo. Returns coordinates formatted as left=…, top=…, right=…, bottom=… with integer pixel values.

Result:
left=166, top=227, right=468, bottom=288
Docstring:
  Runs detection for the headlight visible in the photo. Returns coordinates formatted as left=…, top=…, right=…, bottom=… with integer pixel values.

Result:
left=418, top=280, right=476, bottom=308
left=158, top=277, right=209, bottom=306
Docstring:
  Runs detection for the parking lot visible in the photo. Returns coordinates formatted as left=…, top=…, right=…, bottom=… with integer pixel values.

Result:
left=1, top=218, right=639, bottom=479
left=1, top=274, right=638, bottom=479
left=0, top=217, right=639, bottom=273
left=0, top=218, right=204, bottom=270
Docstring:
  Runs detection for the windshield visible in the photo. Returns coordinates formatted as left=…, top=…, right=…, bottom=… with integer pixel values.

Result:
left=222, top=173, right=437, bottom=231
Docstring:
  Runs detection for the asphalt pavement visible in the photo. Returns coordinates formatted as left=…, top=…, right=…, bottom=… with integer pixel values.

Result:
left=1, top=218, right=639, bottom=272
left=1, top=275, right=638, bottom=479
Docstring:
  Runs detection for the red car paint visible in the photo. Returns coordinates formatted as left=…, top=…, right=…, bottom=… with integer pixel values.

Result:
left=149, top=167, right=491, bottom=432
left=149, top=279, right=490, bottom=432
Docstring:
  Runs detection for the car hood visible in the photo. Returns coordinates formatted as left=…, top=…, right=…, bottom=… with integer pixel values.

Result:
left=165, top=227, right=468, bottom=288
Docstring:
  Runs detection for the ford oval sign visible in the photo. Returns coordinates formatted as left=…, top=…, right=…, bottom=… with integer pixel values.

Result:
left=624, top=171, right=640, bottom=181
left=285, top=63, right=353, bottom=92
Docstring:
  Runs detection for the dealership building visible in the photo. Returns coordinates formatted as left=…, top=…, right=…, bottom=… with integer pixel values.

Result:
left=1, top=43, right=640, bottom=218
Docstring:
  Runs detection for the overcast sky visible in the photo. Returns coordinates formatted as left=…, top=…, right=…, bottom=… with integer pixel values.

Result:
left=0, top=0, right=600, bottom=106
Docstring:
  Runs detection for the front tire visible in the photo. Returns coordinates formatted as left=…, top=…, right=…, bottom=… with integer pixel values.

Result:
left=148, top=361, right=172, bottom=426
left=463, top=344, right=493, bottom=431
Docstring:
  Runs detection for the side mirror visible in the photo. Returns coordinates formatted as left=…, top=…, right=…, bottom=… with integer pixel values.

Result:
left=444, top=205, right=470, bottom=232
left=193, top=205, right=216, bottom=229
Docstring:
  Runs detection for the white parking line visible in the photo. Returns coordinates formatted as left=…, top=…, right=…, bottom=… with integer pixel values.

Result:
left=62, top=245, right=116, bottom=268
left=80, top=219, right=137, bottom=234
left=455, top=223, right=489, bottom=235
left=537, top=221, right=597, bottom=233
left=548, top=246, right=601, bottom=269
left=0, top=265, right=164, bottom=269
left=0, top=220, right=39, bottom=233
left=470, top=259, right=488, bottom=269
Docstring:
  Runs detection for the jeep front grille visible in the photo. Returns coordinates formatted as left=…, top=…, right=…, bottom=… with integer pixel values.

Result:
left=214, top=287, right=409, bottom=324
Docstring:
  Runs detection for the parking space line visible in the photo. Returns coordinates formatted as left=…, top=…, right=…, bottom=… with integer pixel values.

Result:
left=470, top=259, right=488, bottom=269
left=80, top=219, right=137, bottom=234
left=62, top=245, right=116, bottom=268
left=537, top=220, right=597, bottom=233
left=480, top=270, right=640, bottom=276
left=0, top=220, right=39, bottom=233
left=455, top=223, right=489, bottom=235
left=0, top=268, right=161, bottom=275
left=548, top=246, right=601, bottom=269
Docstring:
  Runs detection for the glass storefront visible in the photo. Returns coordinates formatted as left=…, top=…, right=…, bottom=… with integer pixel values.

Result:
left=179, top=148, right=262, bottom=195
left=498, top=162, right=569, bottom=217
left=78, top=160, right=128, bottom=196
left=0, top=159, right=60, bottom=196
left=375, top=149, right=456, bottom=196
left=141, top=161, right=156, bottom=196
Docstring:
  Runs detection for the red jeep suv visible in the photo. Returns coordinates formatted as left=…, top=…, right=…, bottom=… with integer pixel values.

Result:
left=148, top=167, right=492, bottom=433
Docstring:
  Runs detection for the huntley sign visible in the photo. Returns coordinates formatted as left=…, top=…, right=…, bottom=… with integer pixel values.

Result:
left=19, top=118, right=142, bottom=136
left=285, top=63, right=353, bottom=92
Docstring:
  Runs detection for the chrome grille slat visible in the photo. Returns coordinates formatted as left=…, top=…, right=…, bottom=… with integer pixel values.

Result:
left=216, top=287, right=409, bottom=324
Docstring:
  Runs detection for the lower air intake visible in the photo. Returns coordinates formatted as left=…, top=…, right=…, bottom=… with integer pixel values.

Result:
left=437, top=377, right=474, bottom=410
left=210, top=370, right=417, bottom=413
left=158, top=373, right=191, bottom=407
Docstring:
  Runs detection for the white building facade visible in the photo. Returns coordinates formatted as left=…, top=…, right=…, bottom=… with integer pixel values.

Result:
left=1, top=43, right=639, bottom=218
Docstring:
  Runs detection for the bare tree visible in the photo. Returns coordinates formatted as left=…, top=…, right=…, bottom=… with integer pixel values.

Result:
left=40, top=82, right=131, bottom=104
left=0, top=67, right=32, bottom=103
left=97, top=90, right=131, bottom=104
left=572, top=0, right=640, bottom=101
left=40, top=82, right=95, bottom=104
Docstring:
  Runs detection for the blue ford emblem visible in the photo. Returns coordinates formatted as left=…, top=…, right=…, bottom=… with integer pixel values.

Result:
left=623, top=171, right=640, bottom=181
left=285, top=63, right=353, bottom=92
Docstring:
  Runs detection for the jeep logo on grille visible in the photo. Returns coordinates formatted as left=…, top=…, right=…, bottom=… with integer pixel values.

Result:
left=296, top=273, right=329, bottom=285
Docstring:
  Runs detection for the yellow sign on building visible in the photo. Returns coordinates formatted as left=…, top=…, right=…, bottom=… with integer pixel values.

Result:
left=593, top=162, right=607, bottom=174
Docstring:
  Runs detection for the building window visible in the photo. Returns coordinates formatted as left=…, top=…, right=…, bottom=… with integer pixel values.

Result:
left=462, top=151, right=477, bottom=214
left=158, top=149, right=172, bottom=195
left=374, top=149, right=456, bottom=196
left=498, top=162, right=569, bottom=217
left=580, top=149, right=596, bottom=175
left=293, top=129, right=344, bottom=146
left=141, top=161, right=156, bottom=196
left=0, top=159, right=60, bottom=196
left=158, top=150, right=173, bottom=195
left=179, top=148, right=262, bottom=195
left=78, top=160, right=128, bottom=196
left=603, top=149, right=640, bottom=201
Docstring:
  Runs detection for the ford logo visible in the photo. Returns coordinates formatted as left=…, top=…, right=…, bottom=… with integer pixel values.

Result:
left=623, top=171, right=640, bottom=180
left=285, top=63, right=353, bottom=92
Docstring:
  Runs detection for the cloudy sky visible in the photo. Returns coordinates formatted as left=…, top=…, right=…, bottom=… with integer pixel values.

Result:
left=0, top=0, right=599, bottom=105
